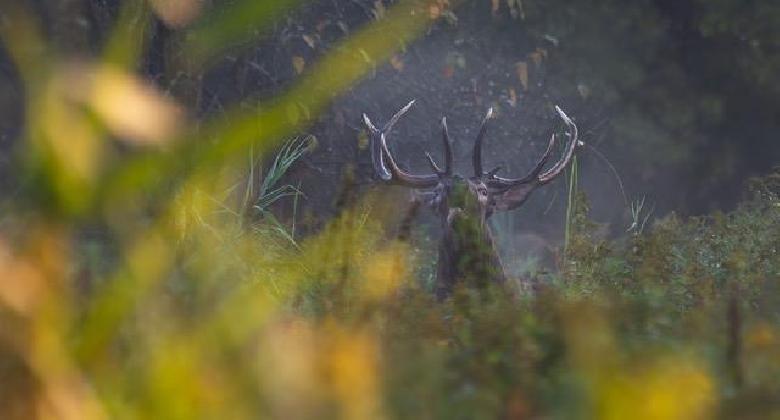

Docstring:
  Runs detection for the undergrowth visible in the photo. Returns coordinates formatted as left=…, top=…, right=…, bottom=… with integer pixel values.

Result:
left=293, top=169, right=780, bottom=419
left=6, top=156, right=780, bottom=419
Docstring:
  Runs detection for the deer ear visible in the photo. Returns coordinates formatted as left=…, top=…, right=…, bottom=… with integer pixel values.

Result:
left=491, top=183, right=538, bottom=211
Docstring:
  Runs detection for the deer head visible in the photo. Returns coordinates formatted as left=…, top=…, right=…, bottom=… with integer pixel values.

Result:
left=363, top=101, right=579, bottom=299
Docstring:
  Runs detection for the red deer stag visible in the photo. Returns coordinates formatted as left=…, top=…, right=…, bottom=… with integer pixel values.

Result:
left=363, top=102, right=579, bottom=299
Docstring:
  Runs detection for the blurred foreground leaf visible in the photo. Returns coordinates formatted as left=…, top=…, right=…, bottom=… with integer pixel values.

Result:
left=185, top=0, right=307, bottom=65
left=101, top=0, right=442, bottom=215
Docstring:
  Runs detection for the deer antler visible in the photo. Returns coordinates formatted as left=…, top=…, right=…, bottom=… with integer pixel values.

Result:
left=472, top=108, right=494, bottom=177
left=364, top=102, right=582, bottom=298
left=364, top=102, right=579, bottom=201
left=486, top=133, right=556, bottom=188
left=484, top=105, right=579, bottom=190
left=440, top=116, right=454, bottom=176
left=362, top=100, right=440, bottom=188
left=423, top=116, right=454, bottom=176
left=537, top=106, right=579, bottom=184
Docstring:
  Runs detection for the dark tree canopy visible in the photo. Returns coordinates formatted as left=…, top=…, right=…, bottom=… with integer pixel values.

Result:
left=1, top=0, right=778, bottom=224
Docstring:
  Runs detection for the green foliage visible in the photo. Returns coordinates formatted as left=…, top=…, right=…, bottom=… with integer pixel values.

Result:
left=376, top=171, right=780, bottom=418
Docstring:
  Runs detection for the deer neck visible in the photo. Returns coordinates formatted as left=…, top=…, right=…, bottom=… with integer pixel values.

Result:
left=435, top=209, right=506, bottom=299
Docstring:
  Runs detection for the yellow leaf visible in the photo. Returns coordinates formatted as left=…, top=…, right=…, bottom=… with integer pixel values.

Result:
left=292, top=56, right=306, bottom=74
left=428, top=0, right=449, bottom=20
left=357, top=130, right=369, bottom=150
left=528, top=48, right=547, bottom=66
left=150, top=0, right=202, bottom=28
left=429, top=4, right=441, bottom=19
left=516, top=61, right=529, bottom=91
left=390, top=55, right=404, bottom=72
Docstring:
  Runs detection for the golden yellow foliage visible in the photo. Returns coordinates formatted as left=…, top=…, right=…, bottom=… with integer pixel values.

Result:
left=597, top=358, right=714, bottom=420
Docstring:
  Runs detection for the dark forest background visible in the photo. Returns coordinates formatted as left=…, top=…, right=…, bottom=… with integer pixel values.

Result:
left=1, top=0, right=778, bottom=237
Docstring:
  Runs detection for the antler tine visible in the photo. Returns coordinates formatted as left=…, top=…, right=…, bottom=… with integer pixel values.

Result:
left=363, top=113, right=391, bottom=181
left=538, top=106, right=579, bottom=184
left=485, top=106, right=578, bottom=190
left=486, top=166, right=502, bottom=177
left=441, top=117, right=453, bottom=175
left=486, top=133, right=556, bottom=188
left=440, top=117, right=454, bottom=175
left=363, top=100, right=439, bottom=188
left=472, top=107, right=494, bottom=177
left=379, top=136, right=440, bottom=187
left=527, top=133, right=557, bottom=179
left=420, top=115, right=455, bottom=177
left=384, top=99, right=416, bottom=131
left=425, top=152, right=443, bottom=174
